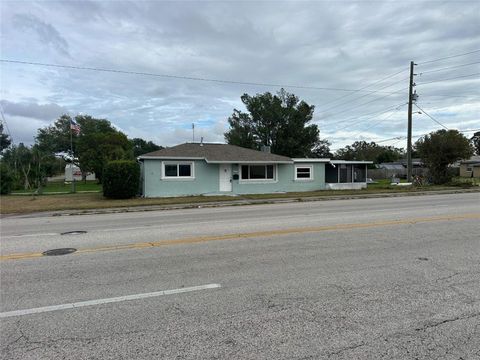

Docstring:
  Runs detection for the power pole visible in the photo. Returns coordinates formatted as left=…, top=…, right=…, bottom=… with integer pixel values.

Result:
left=407, top=61, right=416, bottom=182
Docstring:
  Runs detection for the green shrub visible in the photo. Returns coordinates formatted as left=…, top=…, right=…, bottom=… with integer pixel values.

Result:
left=0, top=163, right=14, bottom=195
left=103, top=160, right=140, bottom=199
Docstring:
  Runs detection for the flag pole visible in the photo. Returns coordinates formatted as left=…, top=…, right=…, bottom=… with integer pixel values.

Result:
left=70, top=117, right=75, bottom=193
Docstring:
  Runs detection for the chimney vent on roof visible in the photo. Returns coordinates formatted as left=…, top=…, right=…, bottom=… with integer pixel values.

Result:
left=200, top=137, right=204, bottom=146
left=261, top=145, right=271, bottom=153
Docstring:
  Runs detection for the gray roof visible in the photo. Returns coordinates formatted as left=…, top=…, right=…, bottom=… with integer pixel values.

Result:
left=139, top=143, right=293, bottom=163
left=460, top=155, right=480, bottom=165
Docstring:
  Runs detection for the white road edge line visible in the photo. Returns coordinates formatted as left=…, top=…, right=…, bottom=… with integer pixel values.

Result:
left=0, top=283, right=221, bottom=318
left=4, top=233, right=58, bottom=239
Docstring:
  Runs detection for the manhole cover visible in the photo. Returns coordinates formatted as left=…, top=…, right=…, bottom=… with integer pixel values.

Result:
left=42, top=248, right=77, bottom=256
left=417, top=257, right=429, bottom=261
left=60, top=231, right=87, bottom=235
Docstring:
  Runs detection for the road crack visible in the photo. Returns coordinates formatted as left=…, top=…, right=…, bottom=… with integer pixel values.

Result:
left=415, top=312, right=480, bottom=331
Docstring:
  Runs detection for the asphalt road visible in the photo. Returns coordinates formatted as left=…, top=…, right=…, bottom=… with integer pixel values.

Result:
left=1, top=193, right=479, bottom=359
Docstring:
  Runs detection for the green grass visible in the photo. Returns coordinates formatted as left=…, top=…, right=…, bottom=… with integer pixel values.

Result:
left=1, top=180, right=476, bottom=215
left=11, top=180, right=102, bottom=194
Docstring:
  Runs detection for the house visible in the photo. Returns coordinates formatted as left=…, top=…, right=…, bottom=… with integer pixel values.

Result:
left=138, top=143, right=371, bottom=197
left=371, top=158, right=426, bottom=179
left=459, top=156, right=480, bottom=178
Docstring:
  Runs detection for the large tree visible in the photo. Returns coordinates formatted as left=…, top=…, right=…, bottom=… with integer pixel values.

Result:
left=415, top=129, right=473, bottom=184
left=471, top=131, right=480, bottom=155
left=36, top=114, right=133, bottom=182
left=224, top=89, right=321, bottom=157
left=334, top=141, right=404, bottom=164
left=130, top=138, right=163, bottom=157
left=0, top=123, right=12, bottom=152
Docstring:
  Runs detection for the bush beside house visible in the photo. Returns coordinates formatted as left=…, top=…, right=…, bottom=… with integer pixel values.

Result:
left=103, top=160, right=140, bottom=199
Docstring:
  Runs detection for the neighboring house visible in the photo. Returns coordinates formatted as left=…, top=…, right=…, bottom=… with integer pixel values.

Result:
left=459, top=156, right=480, bottom=178
left=138, top=143, right=371, bottom=197
left=371, top=158, right=426, bottom=179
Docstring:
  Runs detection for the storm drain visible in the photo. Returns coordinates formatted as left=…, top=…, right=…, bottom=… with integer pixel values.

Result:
left=42, top=248, right=77, bottom=256
left=60, top=231, right=87, bottom=235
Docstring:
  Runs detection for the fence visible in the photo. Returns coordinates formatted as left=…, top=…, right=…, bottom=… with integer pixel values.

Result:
left=368, top=168, right=427, bottom=180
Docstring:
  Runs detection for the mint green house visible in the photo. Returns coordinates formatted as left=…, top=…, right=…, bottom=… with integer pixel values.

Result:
left=138, top=143, right=371, bottom=197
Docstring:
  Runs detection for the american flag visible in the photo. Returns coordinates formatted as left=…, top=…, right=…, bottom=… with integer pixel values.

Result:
left=70, top=119, right=81, bottom=135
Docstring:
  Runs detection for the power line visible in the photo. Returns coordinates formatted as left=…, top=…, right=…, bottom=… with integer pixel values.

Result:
left=416, top=72, right=480, bottom=86
left=320, top=76, right=409, bottom=114
left=349, top=108, right=403, bottom=139
left=418, top=61, right=480, bottom=75
left=321, top=100, right=408, bottom=130
left=356, top=128, right=480, bottom=146
left=325, top=102, right=407, bottom=133
left=0, top=59, right=400, bottom=94
left=417, top=49, right=480, bottom=65
left=414, top=104, right=449, bottom=130
left=319, top=68, right=407, bottom=107
left=319, top=85, right=408, bottom=120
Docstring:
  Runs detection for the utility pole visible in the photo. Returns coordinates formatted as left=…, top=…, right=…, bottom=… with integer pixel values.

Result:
left=407, top=61, right=416, bottom=182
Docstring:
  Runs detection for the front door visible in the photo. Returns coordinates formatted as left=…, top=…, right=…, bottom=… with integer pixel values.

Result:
left=219, top=164, right=232, bottom=192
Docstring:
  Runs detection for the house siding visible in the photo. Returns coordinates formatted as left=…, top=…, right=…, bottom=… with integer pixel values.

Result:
left=143, top=159, right=219, bottom=197
left=460, top=163, right=480, bottom=178
left=142, top=160, right=326, bottom=197
left=232, top=163, right=326, bottom=194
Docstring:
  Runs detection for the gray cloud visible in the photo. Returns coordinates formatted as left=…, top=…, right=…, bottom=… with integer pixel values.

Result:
left=1, top=100, right=68, bottom=121
left=1, top=1, right=479, bottom=149
left=13, top=13, right=70, bottom=56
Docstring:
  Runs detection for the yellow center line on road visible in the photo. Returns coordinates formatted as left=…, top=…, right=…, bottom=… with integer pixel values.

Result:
left=1, top=213, right=479, bottom=262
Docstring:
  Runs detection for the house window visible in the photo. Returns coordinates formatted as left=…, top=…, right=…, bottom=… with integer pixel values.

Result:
left=467, top=166, right=473, bottom=172
left=295, top=166, right=313, bottom=180
left=162, top=162, right=194, bottom=179
left=240, top=165, right=275, bottom=180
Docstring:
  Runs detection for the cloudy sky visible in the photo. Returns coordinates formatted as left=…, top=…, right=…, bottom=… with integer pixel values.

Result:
left=1, top=0, right=479, bottom=151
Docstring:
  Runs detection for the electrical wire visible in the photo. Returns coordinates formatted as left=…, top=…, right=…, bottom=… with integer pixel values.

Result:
left=319, top=68, right=408, bottom=107
left=417, top=49, right=480, bottom=65
left=326, top=103, right=407, bottom=133
left=320, top=76, right=409, bottom=114
left=416, top=72, right=480, bottom=86
left=418, top=61, right=480, bottom=75
left=320, top=102, right=407, bottom=130
left=415, top=104, right=449, bottom=130
left=0, top=59, right=399, bottom=94
left=349, top=109, right=403, bottom=139
left=318, top=86, right=408, bottom=120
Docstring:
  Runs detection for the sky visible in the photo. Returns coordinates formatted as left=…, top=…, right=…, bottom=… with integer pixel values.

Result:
left=1, top=0, right=479, bottom=151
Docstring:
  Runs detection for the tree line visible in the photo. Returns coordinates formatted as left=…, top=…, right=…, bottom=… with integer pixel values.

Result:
left=0, top=115, right=161, bottom=193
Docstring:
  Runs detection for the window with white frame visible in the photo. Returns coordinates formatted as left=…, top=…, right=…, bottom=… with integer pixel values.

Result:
left=295, top=165, right=313, bottom=180
left=162, top=162, right=194, bottom=179
left=240, top=164, right=275, bottom=180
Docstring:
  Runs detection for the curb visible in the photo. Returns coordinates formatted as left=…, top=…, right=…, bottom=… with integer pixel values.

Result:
left=3, top=188, right=479, bottom=219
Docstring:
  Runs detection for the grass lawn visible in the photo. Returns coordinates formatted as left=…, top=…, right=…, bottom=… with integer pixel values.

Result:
left=0, top=182, right=469, bottom=215
left=11, top=180, right=102, bottom=194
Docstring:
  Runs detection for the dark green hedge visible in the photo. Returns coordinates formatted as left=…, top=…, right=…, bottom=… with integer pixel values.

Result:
left=103, top=160, right=140, bottom=199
